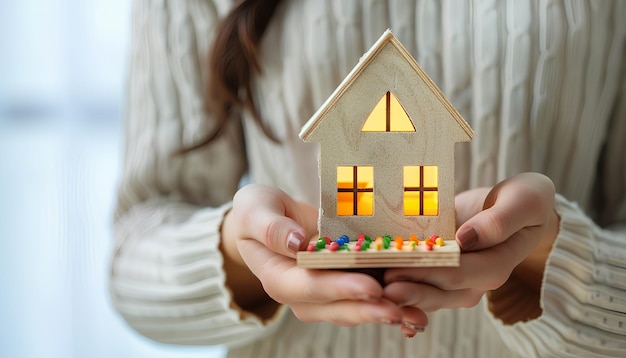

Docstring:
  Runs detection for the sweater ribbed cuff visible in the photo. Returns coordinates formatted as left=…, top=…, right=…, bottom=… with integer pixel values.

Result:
left=110, top=199, right=287, bottom=347
left=484, top=194, right=626, bottom=357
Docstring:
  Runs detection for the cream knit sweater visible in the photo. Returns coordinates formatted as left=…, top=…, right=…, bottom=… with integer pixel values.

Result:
left=110, top=0, right=626, bottom=357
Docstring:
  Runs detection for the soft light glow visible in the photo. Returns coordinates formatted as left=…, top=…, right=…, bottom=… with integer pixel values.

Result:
left=337, top=166, right=374, bottom=216
left=362, top=91, right=415, bottom=132
left=403, top=166, right=438, bottom=216
left=423, top=192, right=438, bottom=215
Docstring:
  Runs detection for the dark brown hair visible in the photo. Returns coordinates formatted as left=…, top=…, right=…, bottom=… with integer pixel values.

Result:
left=184, top=0, right=282, bottom=152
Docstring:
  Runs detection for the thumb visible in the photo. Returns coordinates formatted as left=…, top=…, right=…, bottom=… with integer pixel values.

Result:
left=456, top=173, right=554, bottom=252
left=247, top=209, right=309, bottom=258
left=234, top=184, right=311, bottom=258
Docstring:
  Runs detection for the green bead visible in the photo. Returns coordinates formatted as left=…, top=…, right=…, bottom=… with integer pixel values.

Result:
left=382, top=235, right=391, bottom=249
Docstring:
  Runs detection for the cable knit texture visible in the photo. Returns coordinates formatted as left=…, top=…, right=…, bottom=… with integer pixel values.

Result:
left=110, top=0, right=626, bottom=357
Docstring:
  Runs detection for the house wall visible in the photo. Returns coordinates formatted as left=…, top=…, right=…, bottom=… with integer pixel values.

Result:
left=311, top=42, right=471, bottom=241
left=318, top=137, right=458, bottom=241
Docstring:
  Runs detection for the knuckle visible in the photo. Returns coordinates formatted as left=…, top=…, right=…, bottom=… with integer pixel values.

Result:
left=489, top=274, right=510, bottom=291
left=461, top=292, right=483, bottom=308
left=484, top=209, right=510, bottom=238
left=259, top=278, right=287, bottom=304
left=445, top=272, right=466, bottom=289
left=291, top=308, right=314, bottom=323
left=299, top=282, right=317, bottom=302
left=333, top=319, right=358, bottom=327
left=263, top=219, right=282, bottom=249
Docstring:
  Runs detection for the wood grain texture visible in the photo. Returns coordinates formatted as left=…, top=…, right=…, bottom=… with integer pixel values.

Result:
left=299, top=31, right=472, bottom=267
left=298, top=240, right=460, bottom=268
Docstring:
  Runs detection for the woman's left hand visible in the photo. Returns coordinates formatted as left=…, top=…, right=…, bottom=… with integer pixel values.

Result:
left=383, top=172, right=560, bottom=336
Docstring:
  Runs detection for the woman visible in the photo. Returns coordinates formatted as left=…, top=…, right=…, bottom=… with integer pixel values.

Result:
left=110, top=0, right=626, bottom=356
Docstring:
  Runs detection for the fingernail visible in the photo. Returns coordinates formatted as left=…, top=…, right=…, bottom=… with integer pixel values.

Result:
left=403, top=321, right=426, bottom=332
left=457, top=226, right=479, bottom=250
left=380, top=318, right=402, bottom=325
left=287, top=232, right=306, bottom=253
left=357, top=294, right=377, bottom=302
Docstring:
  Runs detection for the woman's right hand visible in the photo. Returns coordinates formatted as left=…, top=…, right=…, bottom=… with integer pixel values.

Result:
left=221, top=184, right=414, bottom=327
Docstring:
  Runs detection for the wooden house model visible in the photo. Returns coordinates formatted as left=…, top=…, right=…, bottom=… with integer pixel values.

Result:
left=297, top=30, right=474, bottom=268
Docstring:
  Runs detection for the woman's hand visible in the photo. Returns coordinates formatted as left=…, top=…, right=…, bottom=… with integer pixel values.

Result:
left=221, top=184, right=408, bottom=327
left=383, top=173, right=559, bottom=335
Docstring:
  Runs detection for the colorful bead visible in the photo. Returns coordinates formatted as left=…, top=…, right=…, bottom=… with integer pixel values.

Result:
left=382, top=235, right=391, bottom=249
left=309, top=233, right=446, bottom=254
left=394, top=236, right=404, bottom=250
left=375, top=237, right=383, bottom=250
left=337, top=235, right=349, bottom=246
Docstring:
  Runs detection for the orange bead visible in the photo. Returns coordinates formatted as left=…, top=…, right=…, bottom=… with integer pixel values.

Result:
left=394, top=237, right=403, bottom=250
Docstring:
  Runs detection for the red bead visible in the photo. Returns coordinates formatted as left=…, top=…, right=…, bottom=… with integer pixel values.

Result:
left=328, top=242, right=340, bottom=251
left=307, top=244, right=316, bottom=252
left=324, top=236, right=331, bottom=244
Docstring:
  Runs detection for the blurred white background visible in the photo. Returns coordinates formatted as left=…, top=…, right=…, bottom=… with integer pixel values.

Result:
left=0, top=1, right=225, bottom=357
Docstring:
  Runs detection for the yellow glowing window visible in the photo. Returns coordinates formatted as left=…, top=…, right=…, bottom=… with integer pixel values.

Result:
left=362, top=91, right=416, bottom=132
left=404, top=166, right=438, bottom=216
left=337, top=166, right=374, bottom=216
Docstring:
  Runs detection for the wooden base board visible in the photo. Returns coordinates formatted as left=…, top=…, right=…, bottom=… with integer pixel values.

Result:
left=297, top=240, right=460, bottom=269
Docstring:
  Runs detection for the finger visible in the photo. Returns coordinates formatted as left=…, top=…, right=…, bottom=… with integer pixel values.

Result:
left=384, top=281, right=481, bottom=312
left=385, top=226, right=544, bottom=291
left=400, top=306, right=428, bottom=336
left=454, top=187, right=490, bottom=227
left=238, top=239, right=385, bottom=304
left=456, top=173, right=555, bottom=251
left=291, top=298, right=403, bottom=327
left=234, top=184, right=313, bottom=257
left=294, top=200, right=320, bottom=239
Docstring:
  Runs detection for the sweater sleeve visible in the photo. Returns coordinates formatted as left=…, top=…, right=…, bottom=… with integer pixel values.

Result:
left=109, top=0, right=285, bottom=347
left=485, top=196, right=626, bottom=357
left=486, top=26, right=626, bottom=356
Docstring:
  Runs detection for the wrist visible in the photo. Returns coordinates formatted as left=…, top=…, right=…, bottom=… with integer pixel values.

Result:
left=513, top=208, right=560, bottom=290
left=487, top=208, right=560, bottom=324
left=219, top=207, right=279, bottom=319
left=220, top=208, right=246, bottom=267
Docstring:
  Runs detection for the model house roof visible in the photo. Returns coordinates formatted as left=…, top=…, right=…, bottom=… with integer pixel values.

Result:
left=300, top=29, right=474, bottom=142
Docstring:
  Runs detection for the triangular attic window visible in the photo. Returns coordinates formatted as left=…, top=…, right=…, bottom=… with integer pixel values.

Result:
left=361, top=91, right=416, bottom=132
